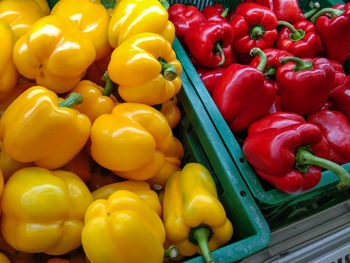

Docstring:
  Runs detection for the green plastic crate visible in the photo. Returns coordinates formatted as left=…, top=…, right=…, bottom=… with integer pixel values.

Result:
left=170, top=0, right=350, bottom=228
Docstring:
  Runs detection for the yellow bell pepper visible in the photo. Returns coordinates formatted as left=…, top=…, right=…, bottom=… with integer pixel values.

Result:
left=90, top=103, right=173, bottom=180
left=13, top=15, right=96, bottom=93
left=160, top=96, right=181, bottom=129
left=163, top=163, right=233, bottom=263
left=0, top=86, right=91, bottom=170
left=1, top=167, right=94, bottom=255
left=92, top=180, right=162, bottom=216
left=81, top=190, right=166, bottom=263
left=108, top=33, right=182, bottom=105
left=148, top=136, right=184, bottom=188
left=51, top=0, right=112, bottom=61
left=0, top=253, right=10, bottom=263
left=0, top=0, right=49, bottom=40
left=108, top=0, right=175, bottom=47
left=0, top=21, right=19, bottom=101
left=67, top=79, right=116, bottom=123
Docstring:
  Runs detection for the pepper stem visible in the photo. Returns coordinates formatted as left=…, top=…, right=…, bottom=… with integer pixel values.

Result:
left=221, top=8, right=229, bottom=18
left=158, top=58, right=177, bottom=81
left=100, top=0, right=116, bottom=9
left=304, top=2, right=321, bottom=19
left=102, top=72, right=113, bottom=96
left=159, top=0, right=170, bottom=10
left=58, top=92, right=83, bottom=108
left=249, top=24, right=265, bottom=40
left=295, top=146, right=350, bottom=190
left=214, top=42, right=225, bottom=67
left=250, top=48, right=267, bottom=72
left=310, top=8, right=345, bottom=23
left=164, top=245, right=179, bottom=258
left=152, top=184, right=163, bottom=194
left=192, top=227, right=215, bottom=263
left=264, top=66, right=277, bottom=80
left=280, top=56, right=313, bottom=71
left=277, top=21, right=305, bottom=41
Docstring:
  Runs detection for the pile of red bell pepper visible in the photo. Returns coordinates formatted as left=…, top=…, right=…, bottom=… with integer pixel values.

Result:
left=169, top=0, right=350, bottom=194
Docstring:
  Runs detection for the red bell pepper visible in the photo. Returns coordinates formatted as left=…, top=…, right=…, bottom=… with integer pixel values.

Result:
left=277, top=57, right=335, bottom=115
left=229, top=2, right=278, bottom=54
left=197, top=67, right=225, bottom=94
left=308, top=110, right=350, bottom=165
left=212, top=48, right=276, bottom=132
left=168, top=4, right=206, bottom=42
left=311, top=3, right=350, bottom=64
left=243, top=122, right=350, bottom=193
left=184, top=20, right=234, bottom=68
left=201, top=3, right=229, bottom=22
left=267, top=95, right=282, bottom=115
left=276, top=20, right=319, bottom=58
left=329, top=76, right=350, bottom=120
left=329, top=60, right=347, bottom=90
left=256, top=0, right=305, bottom=24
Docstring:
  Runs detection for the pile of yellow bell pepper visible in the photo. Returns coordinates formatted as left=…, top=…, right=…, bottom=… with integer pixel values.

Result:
left=0, top=0, right=233, bottom=262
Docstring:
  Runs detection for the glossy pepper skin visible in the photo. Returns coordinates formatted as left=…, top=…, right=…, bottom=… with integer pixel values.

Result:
left=277, top=57, right=335, bottom=115
left=243, top=122, right=350, bottom=193
left=276, top=20, right=319, bottom=58
left=163, top=163, right=233, bottom=262
left=329, top=76, right=350, bottom=119
left=51, top=0, right=111, bottom=60
left=0, top=0, right=49, bottom=40
left=92, top=181, right=162, bottom=216
left=108, top=0, right=175, bottom=48
left=311, top=3, right=350, bottom=64
left=108, top=33, right=182, bottom=105
left=1, top=167, right=93, bottom=255
left=229, top=2, right=278, bottom=54
left=184, top=21, right=234, bottom=68
left=212, top=48, right=276, bottom=132
left=201, top=4, right=229, bottom=22
left=308, top=110, right=350, bottom=164
left=0, top=86, right=91, bottom=170
left=0, top=21, right=19, bottom=101
left=168, top=4, right=205, bottom=43
left=197, top=67, right=225, bottom=94
left=90, top=103, right=173, bottom=181
left=160, top=97, right=181, bottom=129
left=82, top=190, right=166, bottom=263
left=13, top=15, right=96, bottom=94
left=330, top=60, right=347, bottom=90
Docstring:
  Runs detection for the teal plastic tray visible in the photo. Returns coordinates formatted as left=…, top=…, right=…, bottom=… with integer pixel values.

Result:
left=170, top=0, right=350, bottom=228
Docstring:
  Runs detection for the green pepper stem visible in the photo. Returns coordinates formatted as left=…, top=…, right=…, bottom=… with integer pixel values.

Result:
left=250, top=48, right=267, bottom=72
left=102, top=72, right=113, bottom=97
left=280, top=56, right=313, bottom=71
left=249, top=24, right=265, bottom=40
left=295, top=146, right=350, bottom=190
left=159, top=0, right=170, bottom=10
left=58, top=92, right=83, bottom=108
left=277, top=21, right=305, bottom=41
left=221, top=8, right=229, bottom=18
left=214, top=42, right=225, bottom=67
left=100, top=0, right=116, bottom=9
left=164, top=245, right=179, bottom=258
left=310, top=8, right=345, bottom=23
left=264, top=66, right=277, bottom=80
left=158, top=58, right=177, bottom=81
left=304, top=2, right=321, bottom=19
left=193, top=227, right=215, bottom=263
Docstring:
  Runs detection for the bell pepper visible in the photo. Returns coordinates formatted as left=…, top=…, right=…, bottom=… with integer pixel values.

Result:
left=0, top=86, right=91, bottom=169
left=0, top=0, right=49, bottom=40
left=84, top=53, right=111, bottom=87
left=308, top=110, right=350, bottom=165
left=67, top=79, right=116, bottom=123
left=197, top=67, right=225, bottom=95
left=243, top=122, right=350, bottom=193
left=0, top=253, right=10, bottom=263
left=330, top=60, right=347, bottom=90
left=51, top=0, right=112, bottom=61
left=168, top=4, right=205, bottom=43
left=82, top=190, right=172, bottom=263
left=0, top=21, right=19, bottom=101
left=184, top=20, right=234, bottom=68
left=90, top=103, right=173, bottom=181
left=13, top=15, right=96, bottom=94
left=147, top=136, right=184, bottom=188
left=159, top=97, right=181, bottom=129
left=63, top=149, right=91, bottom=183
left=108, top=0, right=175, bottom=48
left=276, top=20, right=319, bottom=58
left=108, top=33, right=182, bottom=105
left=1, top=167, right=93, bottom=255
left=201, top=4, right=229, bottom=22
left=92, top=180, right=162, bottom=216
left=329, top=76, right=350, bottom=120
left=250, top=48, right=294, bottom=81
left=256, top=0, right=305, bottom=24
left=212, top=48, right=276, bottom=132
left=277, top=57, right=335, bottom=115
left=267, top=95, right=283, bottom=114
left=0, top=233, right=35, bottom=263
left=163, top=163, right=233, bottom=263
left=229, top=2, right=278, bottom=54
left=311, top=3, right=350, bottom=64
